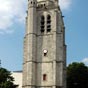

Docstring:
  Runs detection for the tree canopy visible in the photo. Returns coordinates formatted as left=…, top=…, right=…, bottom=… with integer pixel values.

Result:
left=0, top=67, right=18, bottom=88
left=67, top=62, right=88, bottom=88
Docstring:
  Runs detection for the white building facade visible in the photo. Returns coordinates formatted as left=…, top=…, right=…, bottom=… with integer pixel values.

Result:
left=12, top=71, right=22, bottom=88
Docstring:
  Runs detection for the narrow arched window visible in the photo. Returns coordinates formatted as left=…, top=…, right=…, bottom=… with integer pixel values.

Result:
left=47, top=15, right=51, bottom=20
left=31, top=1, right=32, bottom=4
left=43, top=74, right=47, bottom=81
left=40, top=15, right=45, bottom=33
left=47, top=15, right=51, bottom=32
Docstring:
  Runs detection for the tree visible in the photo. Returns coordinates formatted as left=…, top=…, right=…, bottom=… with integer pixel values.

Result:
left=67, top=62, right=88, bottom=88
left=0, top=67, right=18, bottom=88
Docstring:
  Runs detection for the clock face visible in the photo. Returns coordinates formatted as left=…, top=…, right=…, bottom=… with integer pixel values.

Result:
left=43, top=50, right=48, bottom=53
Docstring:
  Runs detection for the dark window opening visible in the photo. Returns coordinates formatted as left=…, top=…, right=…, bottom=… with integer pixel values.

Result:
left=41, top=4, right=43, bottom=7
left=47, top=20, right=51, bottom=24
left=34, top=2, right=35, bottom=4
left=47, top=15, right=51, bottom=24
left=41, top=25, right=44, bottom=28
left=31, top=1, right=32, bottom=4
left=41, top=15, right=45, bottom=33
left=41, top=21, right=44, bottom=25
left=47, top=15, right=51, bottom=20
left=43, top=74, right=47, bottom=81
left=38, top=4, right=41, bottom=8
left=47, top=25, right=51, bottom=28
left=44, top=4, right=45, bottom=6
left=47, top=15, right=51, bottom=32
left=44, top=52, right=47, bottom=56
left=41, top=29, right=44, bottom=33
left=47, top=29, right=51, bottom=32
left=41, top=16, right=44, bottom=20
left=47, top=25, right=51, bottom=32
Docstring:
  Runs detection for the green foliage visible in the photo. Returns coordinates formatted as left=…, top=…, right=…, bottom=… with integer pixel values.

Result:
left=67, top=62, right=88, bottom=88
left=0, top=67, right=18, bottom=88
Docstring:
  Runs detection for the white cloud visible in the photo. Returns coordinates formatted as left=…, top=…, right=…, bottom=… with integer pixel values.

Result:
left=82, top=58, right=88, bottom=66
left=0, top=0, right=26, bottom=33
left=0, top=0, right=71, bottom=34
left=59, top=0, right=72, bottom=10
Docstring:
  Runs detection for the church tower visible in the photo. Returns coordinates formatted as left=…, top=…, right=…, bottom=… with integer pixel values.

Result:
left=22, top=0, right=66, bottom=88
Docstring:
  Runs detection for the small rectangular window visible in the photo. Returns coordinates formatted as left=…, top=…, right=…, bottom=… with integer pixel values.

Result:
left=43, top=74, right=47, bottom=81
left=44, top=53, right=47, bottom=56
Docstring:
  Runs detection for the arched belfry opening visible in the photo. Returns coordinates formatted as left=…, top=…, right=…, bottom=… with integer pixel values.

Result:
left=47, top=14, right=51, bottom=32
left=41, top=15, right=45, bottom=33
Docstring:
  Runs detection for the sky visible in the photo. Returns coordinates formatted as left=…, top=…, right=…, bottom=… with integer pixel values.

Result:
left=0, top=0, right=88, bottom=71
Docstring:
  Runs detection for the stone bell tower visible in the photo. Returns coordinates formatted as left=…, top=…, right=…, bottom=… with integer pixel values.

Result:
left=22, top=0, right=66, bottom=88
